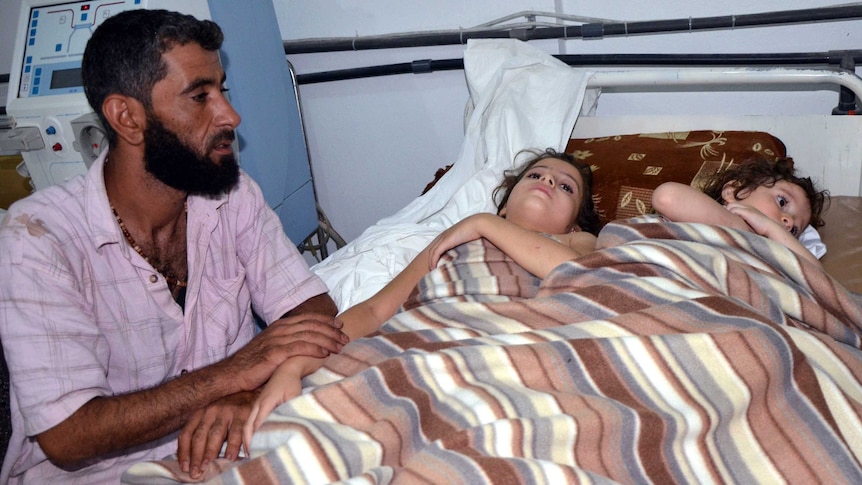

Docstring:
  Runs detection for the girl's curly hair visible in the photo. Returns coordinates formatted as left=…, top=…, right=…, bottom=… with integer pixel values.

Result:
left=702, top=157, right=829, bottom=227
left=493, top=148, right=601, bottom=236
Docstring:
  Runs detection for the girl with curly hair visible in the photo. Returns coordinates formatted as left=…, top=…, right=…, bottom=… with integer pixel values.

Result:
left=652, top=157, right=829, bottom=265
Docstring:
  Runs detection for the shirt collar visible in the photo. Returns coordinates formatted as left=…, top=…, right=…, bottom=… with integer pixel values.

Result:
left=84, top=150, right=232, bottom=250
left=85, top=150, right=119, bottom=250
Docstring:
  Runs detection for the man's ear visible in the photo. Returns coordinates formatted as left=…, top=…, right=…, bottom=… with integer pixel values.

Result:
left=102, top=94, right=146, bottom=146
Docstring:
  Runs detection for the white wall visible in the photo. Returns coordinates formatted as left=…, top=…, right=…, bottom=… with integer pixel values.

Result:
left=2, top=1, right=860, bottom=245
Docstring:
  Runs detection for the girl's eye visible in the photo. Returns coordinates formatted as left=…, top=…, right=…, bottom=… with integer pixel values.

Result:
left=777, top=195, right=787, bottom=207
left=560, top=183, right=573, bottom=194
left=527, top=172, right=541, bottom=179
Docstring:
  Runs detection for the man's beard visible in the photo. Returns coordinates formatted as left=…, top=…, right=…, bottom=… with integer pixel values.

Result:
left=143, top=114, right=240, bottom=196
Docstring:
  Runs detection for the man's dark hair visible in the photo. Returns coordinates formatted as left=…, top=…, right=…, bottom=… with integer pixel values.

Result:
left=81, top=9, right=223, bottom=146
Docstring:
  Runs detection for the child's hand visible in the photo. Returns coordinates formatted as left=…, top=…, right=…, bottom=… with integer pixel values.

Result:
left=426, top=214, right=490, bottom=269
left=242, top=364, right=303, bottom=456
left=726, top=202, right=820, bottom=266
left=725, top=203, right=787, bottom=239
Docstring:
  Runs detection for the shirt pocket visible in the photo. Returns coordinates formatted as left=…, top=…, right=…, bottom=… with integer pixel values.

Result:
left=196, top=267, right=254, bottom=355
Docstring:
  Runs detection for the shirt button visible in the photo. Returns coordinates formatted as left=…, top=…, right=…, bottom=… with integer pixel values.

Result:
left=149, top=274, right=158, bottom=283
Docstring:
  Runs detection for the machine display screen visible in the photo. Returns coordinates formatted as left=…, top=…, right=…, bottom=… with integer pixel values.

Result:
left=17, top=0, right=141, bottom=99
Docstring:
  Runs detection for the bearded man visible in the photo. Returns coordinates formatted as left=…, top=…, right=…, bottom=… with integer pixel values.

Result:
left=0, top=9, right=347, bottom=484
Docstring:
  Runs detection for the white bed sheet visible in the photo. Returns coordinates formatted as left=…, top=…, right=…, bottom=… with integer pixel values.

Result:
left=311, top=39, right=593, bottom=310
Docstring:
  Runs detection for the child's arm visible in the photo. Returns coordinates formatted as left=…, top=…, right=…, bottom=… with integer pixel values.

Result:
left=244, top=214, right=595, bottom=446
left=652, top=182, right=751, bottom=231
left=243, top=361, right=302, bottom=453
left=242, top=246, right=436, bottom=447
left=725, top=203, right=821, bottom=266
left=652, top=182, right=820, bottom=266
left=427, top=213, right=595, bottom=278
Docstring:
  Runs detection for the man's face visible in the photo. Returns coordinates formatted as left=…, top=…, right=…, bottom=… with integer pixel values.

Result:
left=145, top=43, right=242, bottom=195
left=143, top=112, right=239, bottom=196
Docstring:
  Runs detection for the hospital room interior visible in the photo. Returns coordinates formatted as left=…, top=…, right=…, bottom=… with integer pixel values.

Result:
left=2, top=0, right=862, bottom=483
left=2, top=0, right=862, bottom=252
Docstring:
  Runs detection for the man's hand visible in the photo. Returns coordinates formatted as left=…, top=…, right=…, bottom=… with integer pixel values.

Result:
left=219, top=312, right=349, bottom=394
left=177, top=295, right=346, bottom=479
left=176, top=310, right=349, bottom=480
left=177, top=390, right=256, bottom=479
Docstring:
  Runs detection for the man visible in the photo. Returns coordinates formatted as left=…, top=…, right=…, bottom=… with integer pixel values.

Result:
left=0, top=9, right=347, bottom=483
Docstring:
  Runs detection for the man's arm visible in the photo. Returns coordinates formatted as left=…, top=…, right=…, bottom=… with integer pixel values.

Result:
left=283, top=292, right=338, bottom=319
left=176, top=292, right=341, bottom=478
left=38, top=364, right=237, bottom=469
left=36, top=309, right=346, bottom=470
left=243, top=256, right=432, bottom=444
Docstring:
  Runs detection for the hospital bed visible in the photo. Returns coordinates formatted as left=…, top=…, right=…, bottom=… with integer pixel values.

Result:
left=122, top=39, right=862, bottom=484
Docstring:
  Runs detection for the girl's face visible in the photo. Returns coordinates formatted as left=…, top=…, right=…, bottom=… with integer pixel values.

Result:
left=722, top=180, right=812, bottom=237
left=501, top=157, right=585, bottom=234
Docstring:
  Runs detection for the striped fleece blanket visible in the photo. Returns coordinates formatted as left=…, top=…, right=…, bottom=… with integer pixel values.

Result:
left=123, top=216, right=862, bottom=484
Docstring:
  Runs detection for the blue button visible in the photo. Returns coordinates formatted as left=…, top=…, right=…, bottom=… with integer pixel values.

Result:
left=33, top=77, right=40, bottom=85
left=55, top=44, right=62, bottom=52
left=81, top=13, right=88, bottom=21
left=46, top=126, right=56, bottom=135
left=35, top=68, right=42, bottom=75
left=33, top=11, right=39, bottom=18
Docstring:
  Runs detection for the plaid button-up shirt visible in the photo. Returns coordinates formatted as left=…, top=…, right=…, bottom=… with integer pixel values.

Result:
left=0, top=151, right=328, bottom=484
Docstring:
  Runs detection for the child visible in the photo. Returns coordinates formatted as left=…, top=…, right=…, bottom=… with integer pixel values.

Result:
left=651, top=157, right=829, bottom=266
left=242, top=148, right=600, bottom=447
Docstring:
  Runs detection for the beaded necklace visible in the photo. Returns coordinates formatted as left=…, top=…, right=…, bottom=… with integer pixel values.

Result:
left=111, top=203, right=188, bottom=292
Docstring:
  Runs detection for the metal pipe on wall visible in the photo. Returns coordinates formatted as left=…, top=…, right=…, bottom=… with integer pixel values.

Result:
left=283, top=5, right=862, bottom=54
left=294, top=50, right=862, bottom=85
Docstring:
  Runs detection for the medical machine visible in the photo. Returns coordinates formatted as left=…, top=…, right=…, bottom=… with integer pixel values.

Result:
left=2, top=0, right=319, bottom=245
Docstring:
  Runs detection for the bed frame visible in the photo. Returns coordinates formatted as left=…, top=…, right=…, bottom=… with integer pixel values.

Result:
left=573, top=67, right=862, bottom=197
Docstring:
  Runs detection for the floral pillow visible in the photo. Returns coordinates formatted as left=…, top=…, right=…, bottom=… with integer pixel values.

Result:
left=565, top=131, right=787, bottom=227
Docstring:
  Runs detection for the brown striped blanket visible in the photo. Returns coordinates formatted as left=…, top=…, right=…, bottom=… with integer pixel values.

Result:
left=123, top=216, right=862, bottom=484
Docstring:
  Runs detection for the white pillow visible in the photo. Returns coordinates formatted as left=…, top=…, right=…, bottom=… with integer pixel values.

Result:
left=800, top=224, right=827, bottom=259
